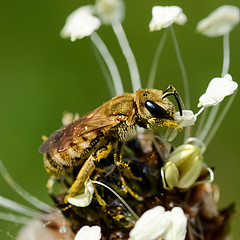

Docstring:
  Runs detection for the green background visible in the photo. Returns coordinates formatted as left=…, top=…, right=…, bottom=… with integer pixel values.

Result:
left=0, top=0, right=240, bottom=239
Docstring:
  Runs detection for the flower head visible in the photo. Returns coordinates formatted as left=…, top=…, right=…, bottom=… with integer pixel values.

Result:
left=198, top=74, right=238, bottom=108
left=61, top=5, right=101, bottom=41
left=129, top=206, right=187, bottom=240
left=196, top=5, right=240, bottom=37
left=95, top=0, right=125, bottom=25
left=74, top=225, right=101, bottom=240
left=149, top=6, right=187, bottom=32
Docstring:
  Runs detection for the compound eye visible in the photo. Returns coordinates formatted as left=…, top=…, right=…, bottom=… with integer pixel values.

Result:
left=145, top=100, right=170, bottom=119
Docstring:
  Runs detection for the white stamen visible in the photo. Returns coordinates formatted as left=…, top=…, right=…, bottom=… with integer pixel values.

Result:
left=0, top=212, right=31, bottom=224
left=0, top=196, right=40, bottom=217
left=170, top=26, right=190, bottom=108
left=112, top=22, right=141, bottom=92
left=92, top=180, right=139, bottom=220
left=91, top=32, right=124, bottom=95
left=149, top=6, right=187, bottom=32
left=0, top=160, right=54, bottom=213
left=67, top=180, right=94, bottom=207
left=198, top=74, right=238, bottom=108
left=129, top=206, right=187, bottom=240
left=95, top=0, right=125, bottom=25
left=147, top=29, right=169, bottom=88
left=74, top=225, right=101, bottom=240
left=61, top=5, right=101, bottom=41
left=196, top=5, right=240, bottom=38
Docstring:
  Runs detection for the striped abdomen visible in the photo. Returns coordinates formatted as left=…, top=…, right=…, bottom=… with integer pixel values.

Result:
left=43, top=131, right=102, bottom=177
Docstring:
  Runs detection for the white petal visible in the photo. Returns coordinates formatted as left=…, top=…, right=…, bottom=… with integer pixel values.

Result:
left=67, top=180, right=94, bottom=207
left=166, top=110, right=196, bottom=142
left=74, top=226, right=101, bottom=240
left=61, top=5, right=101, bottom=41
left=198, top=74, right=238, bottom=108
left=129, top=206, right=172, bottom=240
left=95, top=0, right=125, bottom=25
left=196, top=5, right=240, bottom=37
left=174, top=110, right=196, bottom=127
left=164, top=207, right=187, bottom=240
left=149, top=6, right=187, bottom=32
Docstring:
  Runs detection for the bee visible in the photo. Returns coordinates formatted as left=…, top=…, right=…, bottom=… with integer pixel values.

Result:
left=39, top=86, right=184, bottom=200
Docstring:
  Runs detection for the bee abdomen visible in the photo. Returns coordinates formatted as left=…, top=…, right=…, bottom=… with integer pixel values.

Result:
left=43, top=132, right=102, bottom=177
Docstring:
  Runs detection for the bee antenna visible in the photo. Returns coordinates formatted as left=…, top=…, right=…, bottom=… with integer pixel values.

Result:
left=162, top=85, right=185, bottom=116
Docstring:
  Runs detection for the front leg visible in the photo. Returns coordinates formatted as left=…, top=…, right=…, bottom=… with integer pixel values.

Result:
left=64, top=142, right=114, bottom=202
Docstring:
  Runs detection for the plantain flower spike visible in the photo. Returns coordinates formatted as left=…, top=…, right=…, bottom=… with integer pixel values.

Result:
left=196, top=5, right=240, bottom=37
left=163, top=144, right=203, bottom=189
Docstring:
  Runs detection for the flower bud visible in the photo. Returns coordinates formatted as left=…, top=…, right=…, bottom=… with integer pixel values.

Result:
left=163, top=144, right=203, bottom=189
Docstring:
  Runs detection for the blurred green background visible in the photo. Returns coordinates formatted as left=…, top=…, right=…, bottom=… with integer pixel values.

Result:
left=0, top=0, right=240, bottom=239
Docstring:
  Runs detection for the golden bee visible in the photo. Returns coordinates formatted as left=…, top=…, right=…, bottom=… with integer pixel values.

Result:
left=39, top=86, right=184, bottom=200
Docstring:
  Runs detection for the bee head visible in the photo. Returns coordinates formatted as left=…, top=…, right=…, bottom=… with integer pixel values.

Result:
left=136, top=87, right=184, bottom=128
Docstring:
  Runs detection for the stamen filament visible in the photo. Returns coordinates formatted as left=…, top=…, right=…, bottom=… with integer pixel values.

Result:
left=92, top=180, right=139, bottom=220
left=197, top=106, right=219, bottom=143
left=170, top=26, right=190, bottom=108
left=112, top=22, right=141, bottom=92
left=195, top=108, right=208, bottom=137
left=0, top=212, right=31, bottom=224
left=195, top=107, right=205, bottom=117
left=221, top=33, right=230, bottom=77
left=198, top=33, right=231, bottom=144
left=0, top=196, right=40, bottom=218
left=92, top=43, right=115, bottom=97
left=91, top=32, right=124, bottom=96
left=147, top=29, right=168, bottom=88
left=0, top=160, right=53, bottom=213
left=205, top=91, right=237, bottom=147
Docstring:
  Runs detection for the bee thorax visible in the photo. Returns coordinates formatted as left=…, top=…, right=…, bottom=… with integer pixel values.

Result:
left=117, top=124, right=137, bottom=142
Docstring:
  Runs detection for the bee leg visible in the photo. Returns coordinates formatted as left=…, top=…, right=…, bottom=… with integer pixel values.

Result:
left=92, top=182, right=107, bottom=209
left=119, top=172, right=143, bottom=201
left=117, top=161, right=142, bottom=181
left=114, top=141, right=123, bottom=162
left=65, top=143, right=113, bottom=202
left=65, top=155, right=95, bottom=202
left=104, top=141, right=123, bottom=177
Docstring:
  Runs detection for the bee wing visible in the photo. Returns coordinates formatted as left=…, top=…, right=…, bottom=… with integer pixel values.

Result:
left=39, top=106, right=120, bottom=154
